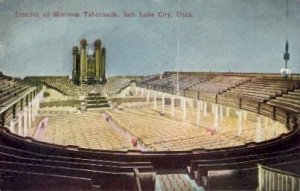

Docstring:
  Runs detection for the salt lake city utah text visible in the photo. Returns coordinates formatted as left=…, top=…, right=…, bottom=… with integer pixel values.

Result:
left=15, top=11, right=193, bottom=18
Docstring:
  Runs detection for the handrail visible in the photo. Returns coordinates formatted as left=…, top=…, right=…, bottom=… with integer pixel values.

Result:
left=258, top=164, right=300, bottom=178
left=133, top=168, right=142, bottom=191
left=258, top=163, right=300, bottom=191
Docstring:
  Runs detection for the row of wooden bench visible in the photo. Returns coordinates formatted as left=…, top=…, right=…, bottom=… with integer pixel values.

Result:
left=0, top=76, right=33, bottom=109
left=0, top=128, right=156, bottom=190
left=187, top=126, right=300, bottom=190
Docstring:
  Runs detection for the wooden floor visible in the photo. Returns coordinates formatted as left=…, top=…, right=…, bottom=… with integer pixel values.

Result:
left=32, top=107, right=133, bottom=150
left=28, top=103, right=288, bottom=151
left=108, top=103, right=287, bottom=151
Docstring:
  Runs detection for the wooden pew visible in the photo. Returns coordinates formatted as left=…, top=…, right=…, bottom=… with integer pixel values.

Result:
left=0, top=160, right=136, bottom=190
left=0, top=168, right=100, bottom=191
left=196, top=151, right=300, bottom=185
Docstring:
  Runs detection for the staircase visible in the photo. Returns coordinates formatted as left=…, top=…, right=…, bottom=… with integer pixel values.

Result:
left=83, top=93, right=110, bottom=110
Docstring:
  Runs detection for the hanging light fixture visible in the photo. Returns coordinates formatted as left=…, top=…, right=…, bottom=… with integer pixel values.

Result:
left=280, top=0, right=291, bottom=78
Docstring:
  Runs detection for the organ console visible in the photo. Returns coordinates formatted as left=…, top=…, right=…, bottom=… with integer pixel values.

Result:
left=72, top=39, right=106, bottom=84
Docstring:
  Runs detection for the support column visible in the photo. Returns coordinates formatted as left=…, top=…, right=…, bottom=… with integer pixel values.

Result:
left=220, top=105, right=224, bottom=122
left=80, top=39, right=87, bottom=81
left=141, top=88, right=144, bottom=97
left=10, top=119, right=15, bottom=134
left=32, top=99, right=37, bottom=121
left=153, top=91, right=157, bottom=109
left=237, top=110, right=243, bottom=136
left=204, top=102, right=207, bottom=117
left=196, top=101, right=201, bottom=126
left=94, top=39, right=102, bottom=81
left=28, top=108, right=32, bottom=130
left=190, top=99, right=194, bottom=112
left=180, top=97, right=183, bottom=110
left=264, top=117, right=269, bottom=129
left=147, top=90, right=150, bottom=102
left=72, top=46, right=79, bottom=81
left=243, top=110, right=248, bottom=121
left=101, top=47, right=106, bottom=81
left=171, top=96, right=175, bottom=117
left=23, top=108, right=28, bottom=137
left=226, top=106, right=230, bottom=117
left=273, top=121, right=278, bottom=138
left=18, top=112, right=22, bottom=136
left=200, top=100, right=203, bottom=111
left=256, top=115, right=262, bottom=142
left=162, top=94, right=165, bottom=112
left=213, top=104, right=219, bottom=130
left=182, top=98, right=186, bottom=120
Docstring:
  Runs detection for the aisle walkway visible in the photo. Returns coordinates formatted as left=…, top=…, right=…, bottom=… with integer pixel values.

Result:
left=155, top=174, right=204, bottom=191
left=103, top=112, right=149, bottom=151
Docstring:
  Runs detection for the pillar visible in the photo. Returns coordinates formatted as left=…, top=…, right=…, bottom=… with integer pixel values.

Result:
left=154, top=91, right=157, bottom=109
left=162, top=94, right=165, bottom=112
left=32, top=99, right=36, bottom=121
left=23, top=108, right=28, bottom=137
left=220, top=105, right=224, bottom=122
left=80, top=39, right=87, bottom=82
left=171, top=96, right=175, bottom=117
left=190, top=99, right=194, bottom=112
left=180, top=96, right=183, bottom=110
left=200, top=100, right=203, bottom=111
left=72, top=46, right=79, bottom=81
left=226, top=106, right=230, bottom=117
left=10, top=119, right=15, bottom=134
left=147, top=90, right=150, bottom=102
left=256, top=115, right=262, bottom=142
left=213, top=104, right=219, bottom=130
left=18, top=112, right=22, bottom=136
left=204, top=102, right=207, bottom=117
left=237, top=110, right=243, bottom=136
left=196, top=101, right=201, bottom=126
left=243, top=110, right=248, bottom=121
left=264, top=117, right=269, bottom=129
left=94, top=39, right=102, bottom=81
left=182, top=98, right=186, bottom=120
left=273, top=121, right=278, bottom=138
left=101, top=47, right=106, bottom=81
left=28, top=108, right=32, bottom=130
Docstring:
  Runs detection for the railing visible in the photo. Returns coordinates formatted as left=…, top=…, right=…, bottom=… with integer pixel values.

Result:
left=133, top=168, right=142, bottom=191
left=258, top=164, right=300, bottom=191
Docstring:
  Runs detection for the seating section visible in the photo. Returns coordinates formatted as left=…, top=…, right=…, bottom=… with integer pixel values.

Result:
left=145, top=74, right=250, bottom=102
left=27, top=76, right=136, bottom=96
left=220, top=78, right=300, bottom=103
left=188, top=135, right=300, bottom=190
left=1, top=72, right=300, bottom=190
left=268, top=89, right=300, bottom=113
left=106, top=77, right=133, bottom=95
left=0, top=75, right=33, bottom=108
left=36, top=111, right=134, bottom=151
left=146, top=73, right=211, bottom=94
left=107, top=106, right=287, bottom=151
left=0, top=133, right=156, bottom=190
left=140, top=74, right=161, bottom=84
left=189, top=76, right=250, bottom=94
left=0, top=168, right=100, bottom=190
left=41, top=78, right=105, bottom=96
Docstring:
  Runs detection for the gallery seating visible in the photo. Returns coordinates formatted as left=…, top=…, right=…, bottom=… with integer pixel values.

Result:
left=0, top=129, right=156, bottom=190
left=0, top=76, right=33, bottom=108
left=1, top=72, right=300, bottom=190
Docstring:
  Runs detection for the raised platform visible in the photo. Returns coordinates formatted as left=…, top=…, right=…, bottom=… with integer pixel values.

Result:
left=84, top=93, right=110, bottom=110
